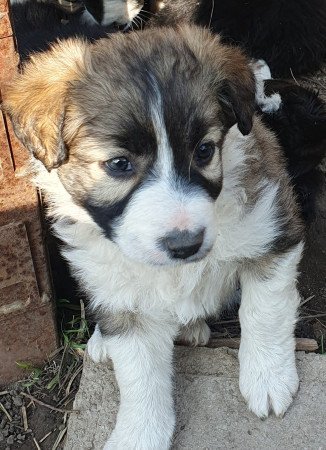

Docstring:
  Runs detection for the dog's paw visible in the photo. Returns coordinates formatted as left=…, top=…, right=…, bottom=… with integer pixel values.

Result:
left=103, top=434, right=170, bottom=450
left=178, top=319, right=210, bottom=347
left=87, top=325, right=111, bottom=363
left=103, top=422, right=173, bottom=450
left=239, top=357, right=299, bottom=418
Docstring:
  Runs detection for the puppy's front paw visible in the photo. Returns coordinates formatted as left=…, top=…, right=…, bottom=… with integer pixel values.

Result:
left=239, top=356, right=299, bottom=418
left=178, top=319, right=210, bottom=347
left=87, top=325, right=111, bottom=363
left=103, top=422, right=173, bottom=450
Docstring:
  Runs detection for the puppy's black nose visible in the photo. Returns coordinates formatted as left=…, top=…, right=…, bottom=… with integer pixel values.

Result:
left=163, top=229, right=205, bottom=259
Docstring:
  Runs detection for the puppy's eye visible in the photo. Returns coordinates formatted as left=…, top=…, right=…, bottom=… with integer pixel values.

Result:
left=104, top=157, right=133, bottom=175
left=195, top=142, right=215, bottom=167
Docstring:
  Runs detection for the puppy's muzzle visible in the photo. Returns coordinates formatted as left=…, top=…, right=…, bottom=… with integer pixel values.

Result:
left=161, top=228, right=205, bottom=260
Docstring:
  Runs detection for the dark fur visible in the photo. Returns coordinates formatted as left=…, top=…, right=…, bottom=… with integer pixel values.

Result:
left=10, top=1, right=114, bottom=62
left=260, top=80, right=326, bottom=222
left=151, top=0, right=326, bottom=77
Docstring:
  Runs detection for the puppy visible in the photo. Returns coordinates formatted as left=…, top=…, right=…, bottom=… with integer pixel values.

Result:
left=150, top=0, right=326, bottom=77
left=252, top=60, right=326, bottom=222
left=3, top=27, right=304, bottom=449
left=10, top=0, right=112, bottom=61
left=10, top=0, right=144, bottom=29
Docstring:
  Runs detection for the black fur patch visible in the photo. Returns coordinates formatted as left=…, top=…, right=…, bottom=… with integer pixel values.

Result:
left=83, top=184, right=141, bottom=239
left=260, top=80, right=326, bottom=223
left=152, top=0, right=326, bottom=77
left=11, top=0, right=113, bottom=62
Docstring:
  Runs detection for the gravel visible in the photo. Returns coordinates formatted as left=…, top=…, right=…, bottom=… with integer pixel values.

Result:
left=0, top=390, right=29, bottom=449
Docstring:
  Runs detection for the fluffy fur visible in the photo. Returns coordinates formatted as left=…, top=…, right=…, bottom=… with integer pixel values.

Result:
left=3, top=27, right=304, bottom=449
left=252, top=60, right=326, bottom=222
left=10, top=0, right=112, bottom=61
left=10, top=0, right=145, bottom=61
left=84, top=0, right=144, bottom=26
left=150, top=0, right=326, bottom=77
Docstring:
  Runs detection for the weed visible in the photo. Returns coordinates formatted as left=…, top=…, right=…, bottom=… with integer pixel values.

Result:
left=16, top=362, right=44, bottom=388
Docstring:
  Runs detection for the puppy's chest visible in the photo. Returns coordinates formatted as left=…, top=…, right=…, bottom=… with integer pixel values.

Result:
left=64, top=234, right=237, bottom=321
left=170, top=259, right=239, bottom=322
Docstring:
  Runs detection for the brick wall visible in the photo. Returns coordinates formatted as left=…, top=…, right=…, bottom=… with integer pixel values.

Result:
left=0, top=0, right=58, bottom=384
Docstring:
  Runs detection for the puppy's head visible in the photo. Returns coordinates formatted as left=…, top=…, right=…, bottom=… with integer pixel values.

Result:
left=3, top=26, right=255, bottom=266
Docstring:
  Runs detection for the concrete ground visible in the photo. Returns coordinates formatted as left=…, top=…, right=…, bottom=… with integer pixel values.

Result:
left=64, top=346, right=326, bottom=450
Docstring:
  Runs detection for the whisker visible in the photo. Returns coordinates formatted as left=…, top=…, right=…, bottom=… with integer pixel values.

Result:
left=208, top=0, right=215, bottom=28
left=132, top=16, right=141, bottom=29
left=140, top=9, right=154, bottom=16
left=138, top=16, right=145, bottom=29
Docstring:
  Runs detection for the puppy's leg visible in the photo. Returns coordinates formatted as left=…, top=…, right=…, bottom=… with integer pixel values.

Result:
left=177, top=318, right=210, bottom=346
left=239, top=243, right=303, bottom=418
left=90, top=311, right=178, bottom=450
left=87, top=324, right=111, bottom=363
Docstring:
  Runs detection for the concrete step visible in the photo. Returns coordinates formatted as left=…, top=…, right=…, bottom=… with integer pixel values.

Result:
left=65, top=347, right=326, bottom=450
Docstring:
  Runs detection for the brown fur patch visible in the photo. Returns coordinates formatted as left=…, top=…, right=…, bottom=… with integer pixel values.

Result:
left=241, top=117, right=304, bottom=258
left=2, top=39, right=89, bottom=170
left=95, top=310, right=143, bottom=336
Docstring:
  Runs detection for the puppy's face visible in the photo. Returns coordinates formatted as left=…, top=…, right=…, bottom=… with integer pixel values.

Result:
left=3, top=27, right=255, bottom=266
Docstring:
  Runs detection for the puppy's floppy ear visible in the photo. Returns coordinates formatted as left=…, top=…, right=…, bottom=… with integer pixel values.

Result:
left=218, top=74, right=256, bottom=136
left=182, top=27, right=256, bottom=135
left=216, top=47, right=256, bottom=136
left=2, top=39, right=89, bottom=171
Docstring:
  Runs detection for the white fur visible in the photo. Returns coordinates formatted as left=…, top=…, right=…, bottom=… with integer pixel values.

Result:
left=10, top=0, right=143, bottom=27
left=80, top=9, right=99, bottom=26
left=87, top=324, right=111, bottom=363
left=251, top=59, right=282, bottom=113
left=38, top=125, right=284, bottom=325
left=89, top=315, right=178, bottom=450
left=238, top=242, right=303, bottom=418
left=32, top=122, right=302, bottom=449
left=101, top=0, right=143, bottom=26
left=177, top=319, right=211, bottom=346
left=150, top=88, right=173, bottom=177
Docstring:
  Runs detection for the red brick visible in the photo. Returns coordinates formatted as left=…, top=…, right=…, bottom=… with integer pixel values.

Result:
left=0, top=0, right=58, bottom=383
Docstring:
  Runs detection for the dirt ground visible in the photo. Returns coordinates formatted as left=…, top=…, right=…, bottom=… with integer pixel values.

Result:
left=0, top=352, right=83, bottom=450
left=0, top=387, right=64, bottom=450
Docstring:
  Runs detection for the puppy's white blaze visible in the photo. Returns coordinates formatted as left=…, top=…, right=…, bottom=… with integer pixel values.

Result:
left=150, top=87, right=174, bottom=177
left=239, top=242, right=303, bottom=418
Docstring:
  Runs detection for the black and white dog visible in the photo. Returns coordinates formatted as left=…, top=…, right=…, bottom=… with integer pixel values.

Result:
left=10, top=0, right=150, bottom=60
left=253, top=60, right=326, bottom=223
left=151, top=0, right=326, bottom=77
left=4, top=27, right=305, bottom=448
left=10, top=0, right=110, bottom=61
left=10, top=0, right=144, bottom=26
